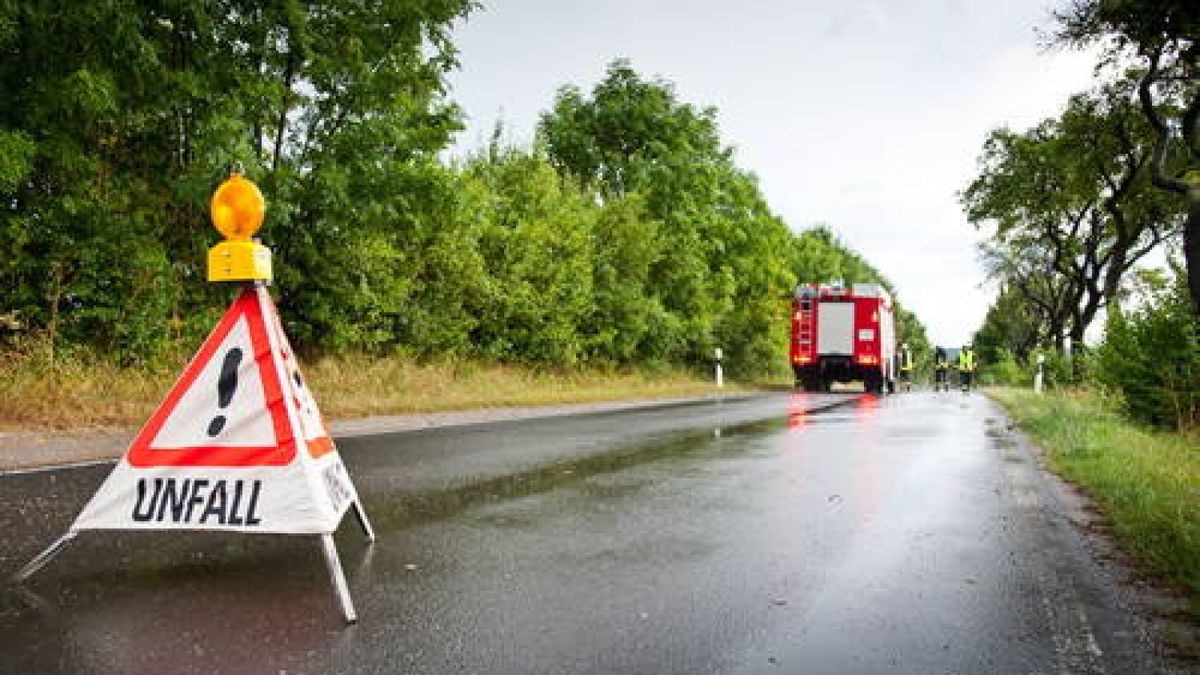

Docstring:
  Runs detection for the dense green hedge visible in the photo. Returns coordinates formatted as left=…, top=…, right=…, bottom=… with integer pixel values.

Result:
left=1095, top=274, right=1200, bottom=431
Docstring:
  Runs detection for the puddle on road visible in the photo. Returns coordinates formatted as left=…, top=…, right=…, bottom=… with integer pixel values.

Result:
left=784, top=393, right=879, bottom=428
left=365, top=395, right=872, bottom=532
left=365, top=417, right=785, bottom=532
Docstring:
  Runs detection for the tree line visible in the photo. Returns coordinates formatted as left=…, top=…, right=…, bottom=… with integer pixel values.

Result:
left=965, top=0, right=1197, bottom=429
left=0, top=3, right=925, bottom=379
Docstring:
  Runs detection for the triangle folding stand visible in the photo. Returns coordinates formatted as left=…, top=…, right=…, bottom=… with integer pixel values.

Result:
left=13, top=284, right=375, bottom=623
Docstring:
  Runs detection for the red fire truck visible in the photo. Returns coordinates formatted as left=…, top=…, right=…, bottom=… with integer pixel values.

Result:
left=790, top=283, right=896, bottom=393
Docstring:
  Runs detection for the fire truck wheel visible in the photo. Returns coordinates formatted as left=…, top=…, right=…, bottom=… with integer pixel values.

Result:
left=863, top=373, right=883, bottom=394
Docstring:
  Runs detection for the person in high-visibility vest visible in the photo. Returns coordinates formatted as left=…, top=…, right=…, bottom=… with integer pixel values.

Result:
left=957, top=344, right=977, bottom=392
left=934, top=346, right=949, bottom=392
left=898, top=342, right=915, bottom=391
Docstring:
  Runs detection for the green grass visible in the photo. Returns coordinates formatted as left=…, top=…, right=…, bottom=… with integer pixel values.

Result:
left=989, top=387, right=1200, bottom=611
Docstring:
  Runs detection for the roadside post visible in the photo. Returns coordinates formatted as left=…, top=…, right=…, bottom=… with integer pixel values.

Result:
left=13, top=169, right=375, bottom=624
left=1035, top=353, right=1045, bottom=394
left=715, top=347, right=724, bottom=388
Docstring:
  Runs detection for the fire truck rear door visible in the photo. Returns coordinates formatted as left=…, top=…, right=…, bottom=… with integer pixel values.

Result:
left=817, top=301, right=854, bottom=356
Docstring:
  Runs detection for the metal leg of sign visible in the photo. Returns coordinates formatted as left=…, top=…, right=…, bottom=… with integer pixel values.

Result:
left=352, top=500, right=376, bottom=543
left=12, top=531, right=76, bottom=583
left=320, top=534, right=358, bottom=623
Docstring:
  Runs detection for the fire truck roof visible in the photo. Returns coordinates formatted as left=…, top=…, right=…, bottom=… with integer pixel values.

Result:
left=793, top=283, right=892, bottom=303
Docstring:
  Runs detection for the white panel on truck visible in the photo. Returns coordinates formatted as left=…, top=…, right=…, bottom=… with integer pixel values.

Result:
left=853, top=283, right=892, bottom=305
left=817, top=301, right=854, bottom=356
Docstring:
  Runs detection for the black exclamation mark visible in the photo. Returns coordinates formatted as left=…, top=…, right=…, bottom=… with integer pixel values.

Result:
left=207, top=347, right=243, bottom=437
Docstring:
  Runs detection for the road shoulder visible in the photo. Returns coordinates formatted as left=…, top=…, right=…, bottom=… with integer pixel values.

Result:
left=987, top=397, right=1197, bottom=672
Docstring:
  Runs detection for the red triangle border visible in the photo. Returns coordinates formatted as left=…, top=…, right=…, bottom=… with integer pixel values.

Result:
left=126, top=288, right=297, bottom=468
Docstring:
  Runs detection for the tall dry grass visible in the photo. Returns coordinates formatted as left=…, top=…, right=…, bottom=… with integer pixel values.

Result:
left=0, top=347, right=731, bottom=431
left=0, top=347, right=179, bottom=429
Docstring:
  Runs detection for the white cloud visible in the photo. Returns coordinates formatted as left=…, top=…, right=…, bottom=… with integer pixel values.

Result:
left=826, top=1, right=889, bottom=38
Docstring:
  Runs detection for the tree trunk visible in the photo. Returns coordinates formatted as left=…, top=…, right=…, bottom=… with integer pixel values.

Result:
left=1138, top=58, right=1199, bottom=318
left=1185, top=189, right=1200, bottom=318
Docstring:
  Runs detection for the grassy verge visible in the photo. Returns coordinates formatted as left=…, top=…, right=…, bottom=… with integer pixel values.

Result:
left=988, top=387, right=1200, bottom=611
left=0, top=349, right=746, bottom=431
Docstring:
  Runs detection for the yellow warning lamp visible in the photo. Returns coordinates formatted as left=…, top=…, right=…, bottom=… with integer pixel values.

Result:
left=206, top=172, right=273, bottom=283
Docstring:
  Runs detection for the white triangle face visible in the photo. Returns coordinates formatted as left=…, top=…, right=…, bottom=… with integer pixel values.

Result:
left=270, top=313, right=328, bottom=447
left=291, top=367, right=325, bottom=444
left=64, top=286, right=370, bottom=537
left=149, top=315, right=277, bottom=449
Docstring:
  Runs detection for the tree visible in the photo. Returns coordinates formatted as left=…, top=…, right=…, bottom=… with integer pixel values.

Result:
left=1, top=21, right=923, bottom=383
left=538, top=59, right=801, bottom=375
left=462, top=144, right=596, bottom=365
left=973, top=285, right=1042, bottom=364
left=962, top=81, right=1181, bottom=349
left=1052, top=0, right=1200, bottom=314
left=538, top=59, right=726, bottom=199
left=1095, top=263, right=1200, bottom=429
left=583, top=193, right=670, bottom=363
left=0, top=1, right=475, bottom=360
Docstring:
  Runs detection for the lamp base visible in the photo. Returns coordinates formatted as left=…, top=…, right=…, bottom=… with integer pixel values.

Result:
left=207, top=241, right=272, bottom=283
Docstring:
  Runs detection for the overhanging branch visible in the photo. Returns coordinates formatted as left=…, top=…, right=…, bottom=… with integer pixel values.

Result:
left=1138, top=48, right=1190, bottom=194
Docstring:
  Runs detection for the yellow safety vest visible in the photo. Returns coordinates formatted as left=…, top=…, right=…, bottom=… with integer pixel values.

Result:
left=958, top=350, right=976, bottom=372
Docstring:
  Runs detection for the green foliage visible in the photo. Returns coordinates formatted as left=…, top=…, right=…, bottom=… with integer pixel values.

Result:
left=1095, top=270, right=1200, bottom=430
left=1050, top=0, right=1200, bottom=316
left=979, top=345, right=1080, bottom=389
left=962, top=79, right=1182, bottom=349
left=1, top=0, right=474, bottom=361
left=539, top=59, right=725, bottom=199
left=974, top=286, right=1042, bottom=364
left=982, top=348, right=1026, bottom=386
left=585, top=194, right=671, bottom=363
left=3, top=13, right=922, bottom=385
left=538, top=59, right=832, bottom=377
left=463, top=146, right=595, bottom=365
left=1036, top=346, right=1081, bottom=388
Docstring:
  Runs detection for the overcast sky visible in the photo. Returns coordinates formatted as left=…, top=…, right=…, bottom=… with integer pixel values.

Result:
left=445, top=0, right=1101, bottom=347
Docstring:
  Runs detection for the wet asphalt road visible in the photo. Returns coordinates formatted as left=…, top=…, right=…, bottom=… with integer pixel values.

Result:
left=0, top=392, right=1170, bottom=674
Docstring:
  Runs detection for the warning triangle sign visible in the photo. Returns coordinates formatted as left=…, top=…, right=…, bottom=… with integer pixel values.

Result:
left=70, top=286, right=367, bottom=535
left=127, top=289, right=294, bottom=468
left=15, top=174, right=375, bottom=623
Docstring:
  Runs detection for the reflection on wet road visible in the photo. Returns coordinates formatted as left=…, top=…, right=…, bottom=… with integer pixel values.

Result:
left=0, top=392, right=1167, bottom=673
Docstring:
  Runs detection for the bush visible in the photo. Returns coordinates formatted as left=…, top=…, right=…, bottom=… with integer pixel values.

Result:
left=1095, top=273, right=1200, bottom=431
left=1033, top=346, right=1082, bottom=389
left=980, top=346, right=1083, bottom=390
left=983, top=348, right=1026, bottom=386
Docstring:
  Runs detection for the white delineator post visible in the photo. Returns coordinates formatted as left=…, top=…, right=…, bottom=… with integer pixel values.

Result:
left=1035, top=353, right=1045, bottom=394
left=714, top=347, right=724, bottom=388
